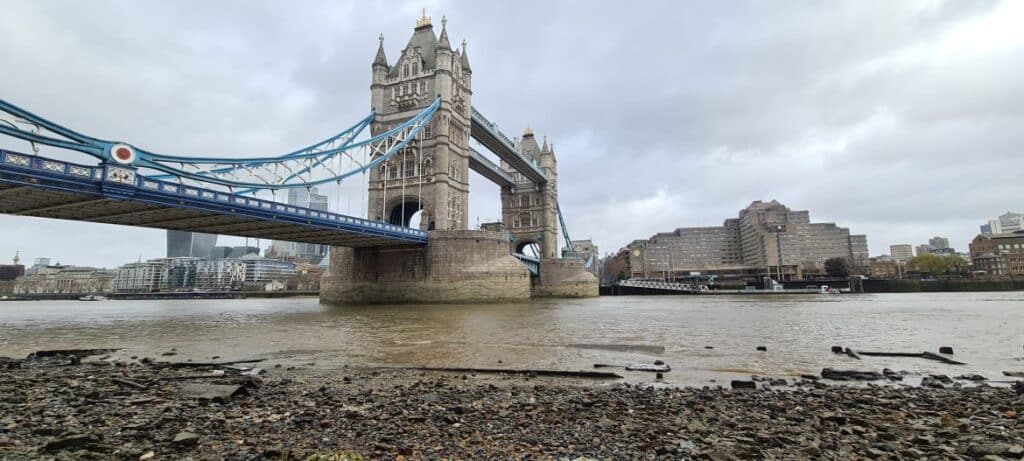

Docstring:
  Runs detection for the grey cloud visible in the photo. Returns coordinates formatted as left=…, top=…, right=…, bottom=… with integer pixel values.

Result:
left=0, top=0, right=1019, bottom=267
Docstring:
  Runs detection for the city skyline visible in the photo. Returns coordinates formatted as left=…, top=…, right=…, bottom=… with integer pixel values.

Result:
left=1, top=1, right=1022, bottom=267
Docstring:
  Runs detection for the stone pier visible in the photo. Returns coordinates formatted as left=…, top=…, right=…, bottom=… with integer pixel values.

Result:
left=535, top=258, right=599, bottom=298
left=321, top=230, right=531, bottom=305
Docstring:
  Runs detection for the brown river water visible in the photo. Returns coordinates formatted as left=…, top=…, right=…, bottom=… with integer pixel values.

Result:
left=1, top=292, right=1022, bottom=386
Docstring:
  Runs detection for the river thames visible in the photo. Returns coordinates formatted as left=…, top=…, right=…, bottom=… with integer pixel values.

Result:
left=2, top=292, right=1022, bottom=386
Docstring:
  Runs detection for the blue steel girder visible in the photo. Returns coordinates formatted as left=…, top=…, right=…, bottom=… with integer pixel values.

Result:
left=0, top=149, right=426, bottom=248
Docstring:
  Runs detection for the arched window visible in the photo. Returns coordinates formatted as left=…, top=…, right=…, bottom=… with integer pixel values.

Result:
left=403, top=64, right=409, bottom=77
left=412, top=62, right=419, bottom=74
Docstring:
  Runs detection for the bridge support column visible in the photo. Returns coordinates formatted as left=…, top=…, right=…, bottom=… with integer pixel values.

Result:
left=321, top=230, right=531, bottom=305
left=533, top=258, right=599, bottom=298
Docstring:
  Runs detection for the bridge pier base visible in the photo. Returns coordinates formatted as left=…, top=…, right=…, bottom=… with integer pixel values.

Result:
left=321, top=230, right=531, bottom=305
left=533, top=258, right=600, bottom=298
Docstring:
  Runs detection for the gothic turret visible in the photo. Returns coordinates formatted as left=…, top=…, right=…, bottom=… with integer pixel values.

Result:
left=460, top=40, right=472, bottom=73
left=373, top=34, right=389, bottom=69
left=438, top=16, right=451, bottom=50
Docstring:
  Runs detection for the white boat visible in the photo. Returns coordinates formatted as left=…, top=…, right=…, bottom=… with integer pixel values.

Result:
left=78, top=295, right=107, bottom=301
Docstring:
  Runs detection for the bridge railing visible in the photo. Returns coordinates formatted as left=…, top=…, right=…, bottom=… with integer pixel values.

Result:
left=1, top=150, right=428, bottom=241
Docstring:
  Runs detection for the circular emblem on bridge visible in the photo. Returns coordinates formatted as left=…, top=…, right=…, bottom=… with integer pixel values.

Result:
left=110, top=144, right=136, bottom=165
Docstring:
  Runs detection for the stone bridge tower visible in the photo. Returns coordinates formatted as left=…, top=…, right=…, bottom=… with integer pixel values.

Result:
left=368, top=13, right=473, bottom=231
left=500, top=131, right=559, bottom=259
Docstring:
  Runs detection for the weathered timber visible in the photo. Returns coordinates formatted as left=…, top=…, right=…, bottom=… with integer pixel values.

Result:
left=111, top=378, right=148, bottom=390
left=411, top=366, right=622, bottom=379
left=153, top=358, right=266, bottom=369
left=851, top=351, right=967, bottom=365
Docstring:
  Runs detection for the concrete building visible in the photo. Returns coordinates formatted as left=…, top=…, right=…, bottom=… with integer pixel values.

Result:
left=890, top=244, right=913, bottom=262
left=969, top=230, right=1024, bottom=276
left=928, top=236, right=951, bottom=250
left=604, top=200, right=868, bottom=282
left=916, top=244, right=934, bottom=256
left=239, top=254, right=296, bottom=283
left=111, top=261, right=167, bottom=293
left=272, top=188, right=330, bottom=263
left=166, top=231, right=217, bottom=258
left=195, top=259, right=245, bottom=290
left=980, top=212, right=1024, bottom=236
left=25, top=257, right=52, bottom=276
left=14, top=265, right=115, bottom=295
left=210, top=246, right=259, bottom=259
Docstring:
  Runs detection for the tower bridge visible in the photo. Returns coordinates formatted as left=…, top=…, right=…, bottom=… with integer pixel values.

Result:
left=0, top=13, right=598, bottom=303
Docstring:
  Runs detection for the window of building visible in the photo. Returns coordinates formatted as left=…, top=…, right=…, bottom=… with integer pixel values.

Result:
left=403, top=64, right=409, bottom=77
left=418, top=81, right=424, bottom=93
left=412, top=62, right=419, bottom=74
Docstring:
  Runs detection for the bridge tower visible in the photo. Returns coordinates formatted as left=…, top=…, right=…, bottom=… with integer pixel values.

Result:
left=368, top=13, right=473, bottom=231
left=501, top=131, right=559, bottom=259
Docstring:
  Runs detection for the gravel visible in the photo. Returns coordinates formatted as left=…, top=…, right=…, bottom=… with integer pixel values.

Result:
left=1, top=352, right=1022, bottom=460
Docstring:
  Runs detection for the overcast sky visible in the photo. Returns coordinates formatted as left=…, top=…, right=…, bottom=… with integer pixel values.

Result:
left=1, top=0, right=1021, bottom=268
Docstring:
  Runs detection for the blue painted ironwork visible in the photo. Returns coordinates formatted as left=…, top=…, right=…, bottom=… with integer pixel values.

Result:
left=555, top=202, right=574, bottom=256
left=0, top=97, right=440, bottom=192
left=511, top=252, right=539, bottom=276
left=0, top=149, right=427, bottom=244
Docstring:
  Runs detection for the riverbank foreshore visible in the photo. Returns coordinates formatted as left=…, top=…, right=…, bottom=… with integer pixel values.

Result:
left=1, top=353, right=1022, bottom=460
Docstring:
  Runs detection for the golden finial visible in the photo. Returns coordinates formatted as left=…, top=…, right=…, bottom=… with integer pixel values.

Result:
left=523, top=127, right=534, bottom=136
left=416, top=8, right=432, bottom=27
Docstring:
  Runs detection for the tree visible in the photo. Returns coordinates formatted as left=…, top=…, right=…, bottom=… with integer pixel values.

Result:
left=942, top=254, right=968, bottom=276
left=824, top=257, right=850, bottom=278
left=909, top=253, right=947, bottom=275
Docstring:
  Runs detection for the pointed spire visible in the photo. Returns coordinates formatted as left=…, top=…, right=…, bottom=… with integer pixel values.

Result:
left=438, top=15, right=451, bottom=49
left=460, top=39, right=472, bottom=72
left=373, top=33, right=388, bottom=67
left=542, top=136, right=549, bottom=152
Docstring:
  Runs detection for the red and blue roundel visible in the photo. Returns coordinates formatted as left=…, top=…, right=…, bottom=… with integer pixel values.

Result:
left=110, top=144, right=136, bottom=165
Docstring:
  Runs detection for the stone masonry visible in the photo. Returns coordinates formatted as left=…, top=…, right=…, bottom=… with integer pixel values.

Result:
left=321, top=230, right=530, bottom=304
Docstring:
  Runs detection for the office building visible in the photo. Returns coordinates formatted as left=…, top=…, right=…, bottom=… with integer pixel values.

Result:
left=980, top=212, right=1024, bottom=236
left=166, top=231, right=218, bottom=258
left=604, top=200, right=868, bottom=281
left=889, top=244, right=913, bottom=262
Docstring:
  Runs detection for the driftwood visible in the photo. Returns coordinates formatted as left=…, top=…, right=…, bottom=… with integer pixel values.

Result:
left=111, top=378, right=148, bottom=390
left=411, top=366, right=622, bottom=379
left=153, top=359, right=266, bottom=369
left=833, top=348, right=967, bottom=365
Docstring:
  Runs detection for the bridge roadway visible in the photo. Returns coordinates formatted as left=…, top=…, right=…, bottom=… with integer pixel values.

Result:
left=0, top=150, right=427, bottom=248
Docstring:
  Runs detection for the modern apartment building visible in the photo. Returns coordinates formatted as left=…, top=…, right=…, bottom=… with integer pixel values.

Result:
left=604, top=200, right=868, bottom=281
left=889, top=244, right=913, bottom=262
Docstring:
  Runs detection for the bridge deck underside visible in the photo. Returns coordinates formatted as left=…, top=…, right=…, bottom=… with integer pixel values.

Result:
left=0, top=182, right=416, bottom=248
